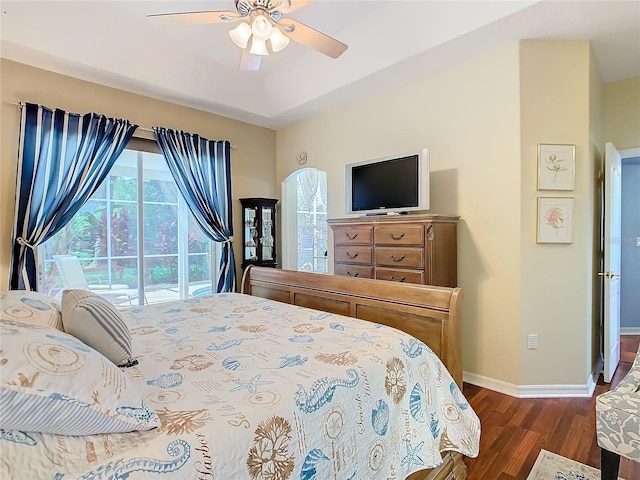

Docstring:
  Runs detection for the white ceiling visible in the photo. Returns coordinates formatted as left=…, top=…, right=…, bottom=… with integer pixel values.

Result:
left=2, top=1, right=639, bottom=129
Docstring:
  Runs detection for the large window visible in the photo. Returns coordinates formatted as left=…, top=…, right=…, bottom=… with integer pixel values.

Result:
left=38, top=147, right=217, bottom=306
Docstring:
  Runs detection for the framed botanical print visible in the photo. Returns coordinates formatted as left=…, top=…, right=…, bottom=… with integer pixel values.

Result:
left=537, top=197, right=575, bottom=244
left=537, top=144, right=575, bottom=191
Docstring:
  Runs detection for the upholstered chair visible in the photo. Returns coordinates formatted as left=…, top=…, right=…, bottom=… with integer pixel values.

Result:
left=595, top=347, right=640, bottom=480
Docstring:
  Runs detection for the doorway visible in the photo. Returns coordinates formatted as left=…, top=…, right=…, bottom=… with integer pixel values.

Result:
left=601, top=146, right=640, bottom=382
left=620, top=148, right=640, bottom=334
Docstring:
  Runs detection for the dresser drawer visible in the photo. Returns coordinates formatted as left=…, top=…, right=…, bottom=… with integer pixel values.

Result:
left=332, top=225, right=373, bottom=245
left=334, top=246, right=373, bottom=264
left=334, top=264, right=374, bottom=279
left=374, top=224, right=424, bottom=246
left=375, top=267, right=425, bottom=284
left=375, top=247, right=423, bottom=268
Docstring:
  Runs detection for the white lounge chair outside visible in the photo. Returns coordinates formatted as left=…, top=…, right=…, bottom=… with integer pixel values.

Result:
left=52, top=255, right=139, bottom=306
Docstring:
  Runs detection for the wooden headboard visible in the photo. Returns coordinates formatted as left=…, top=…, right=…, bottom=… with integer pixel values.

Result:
left=241, top=266, right=463, bottom=387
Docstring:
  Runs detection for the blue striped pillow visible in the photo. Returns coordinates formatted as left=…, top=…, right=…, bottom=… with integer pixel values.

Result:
left=61, top=289, right=135, bottom=367
left=0, top=320, right=159, bottom=435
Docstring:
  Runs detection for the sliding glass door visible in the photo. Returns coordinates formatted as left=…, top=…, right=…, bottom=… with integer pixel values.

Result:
left=38, top=148, right=217, bottom=306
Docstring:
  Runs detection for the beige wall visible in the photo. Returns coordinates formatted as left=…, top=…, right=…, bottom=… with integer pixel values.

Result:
left=604, top=77, right=640, bottom=150
left=0, top=59, right=276, bottom=289
left=277, top=42, right=524, bottom=385
left=278, top=40, right=609, bottom=389
left=589, top=49, right=604, bottom=378
left=519, top=40, right=597, bottom=386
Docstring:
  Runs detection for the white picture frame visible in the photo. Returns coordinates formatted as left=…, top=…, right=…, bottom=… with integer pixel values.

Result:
left=537, top=144, right=575, bottom=191
left=537, top=197, right=575, bottom=244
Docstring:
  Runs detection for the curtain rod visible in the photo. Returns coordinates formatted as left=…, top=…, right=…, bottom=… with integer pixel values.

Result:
left=8, top=101, right=237, bottom=149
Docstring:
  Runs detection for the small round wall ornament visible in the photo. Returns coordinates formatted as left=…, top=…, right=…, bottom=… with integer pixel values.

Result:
left=296, top=152, right=308, bottom=165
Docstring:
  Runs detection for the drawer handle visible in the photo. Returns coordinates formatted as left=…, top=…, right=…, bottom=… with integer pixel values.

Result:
left=346, top=233, right=358, bottom=240
left=389, top=232, right=405, bottom=241
left=346, top=252, right=359, bottom=259
left=346, top=271, right=359, bottom=277
left=390, top=276, right=406, bottom=282
left=389, top=254, right=406, bottom=262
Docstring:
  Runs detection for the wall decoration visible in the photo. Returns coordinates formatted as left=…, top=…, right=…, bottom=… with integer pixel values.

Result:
left=537, top=143, right=575, bottom=190
left=537, top=197, right=575, bottom=244
left=296, top=152, right=308, bottom=165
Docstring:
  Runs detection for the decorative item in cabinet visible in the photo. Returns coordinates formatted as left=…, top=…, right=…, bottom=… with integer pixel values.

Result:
left=240, top=198, right=278, bottom=269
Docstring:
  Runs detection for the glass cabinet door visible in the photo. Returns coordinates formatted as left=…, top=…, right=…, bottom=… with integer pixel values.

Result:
left=261, top=205, right=274, bottom=261
left=240, top=198, right=278, bottom=269
left=243, top=206, right=258, bottom=263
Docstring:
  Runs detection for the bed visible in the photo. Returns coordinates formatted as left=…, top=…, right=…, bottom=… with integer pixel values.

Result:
left=0, top=266, right=480, bottom=480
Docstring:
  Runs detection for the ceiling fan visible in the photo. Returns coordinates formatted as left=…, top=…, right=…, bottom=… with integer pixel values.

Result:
left=148, top=0, right=348, bottom=71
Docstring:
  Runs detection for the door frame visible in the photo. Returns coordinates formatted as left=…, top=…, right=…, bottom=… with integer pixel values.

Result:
left=599, top=146, right=639, bottom=381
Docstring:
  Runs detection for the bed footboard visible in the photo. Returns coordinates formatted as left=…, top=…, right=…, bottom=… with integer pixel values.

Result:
left=407, top=452, right=468, bottom=480
left=241, top=266, right=464, bottom=388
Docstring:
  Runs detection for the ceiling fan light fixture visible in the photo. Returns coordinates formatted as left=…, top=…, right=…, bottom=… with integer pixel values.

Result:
left=251, top=14, right=273, bottom=41
left=229, top=22, right=252, bottom=48
left=250, top=38, right=269, bottom=56
left=150, top=0, right=349, bottom=71
left=269, top=27, right=290, bottom=52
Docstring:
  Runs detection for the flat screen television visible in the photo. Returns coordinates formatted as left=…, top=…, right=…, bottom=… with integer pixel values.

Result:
left=345, top=148, right=430, bottom=215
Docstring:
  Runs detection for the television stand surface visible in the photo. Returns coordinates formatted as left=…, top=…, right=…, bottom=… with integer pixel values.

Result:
left=364, top=211, right=407, bottom=216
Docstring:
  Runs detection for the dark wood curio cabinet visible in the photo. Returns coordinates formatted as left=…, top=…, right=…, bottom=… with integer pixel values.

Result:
left=240, top=198, right=278, bottom=270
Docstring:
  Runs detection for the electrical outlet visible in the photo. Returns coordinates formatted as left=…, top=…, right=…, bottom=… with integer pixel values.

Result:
left=527, top=334, right=538, bottom=350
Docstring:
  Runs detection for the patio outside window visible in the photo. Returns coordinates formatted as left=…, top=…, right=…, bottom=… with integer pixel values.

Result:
left=38, top=148, right=217, bottom=306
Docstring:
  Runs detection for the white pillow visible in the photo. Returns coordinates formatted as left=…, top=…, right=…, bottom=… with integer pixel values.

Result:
left=0, top=320, right=160, bottom=435
left=1, top=290, right=63, bottom=330
left=61, top=289, right=135, bottom=367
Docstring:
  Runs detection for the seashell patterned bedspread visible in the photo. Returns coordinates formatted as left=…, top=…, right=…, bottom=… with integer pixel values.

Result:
left=2, top=292, right=480, bottom=479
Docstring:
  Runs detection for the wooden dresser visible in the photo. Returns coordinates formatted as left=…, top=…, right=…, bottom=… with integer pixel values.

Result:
left=327, top=214, right=459, bottom=287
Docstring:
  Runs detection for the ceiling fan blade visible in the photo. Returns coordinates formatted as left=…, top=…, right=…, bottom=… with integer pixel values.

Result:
left=283, top=18, right=347, bottom=59
left=147, top=10, right=241, bottom=25
left=240, top=46, right=261, bottom=71
left=279, top=0, right=316, bottom=13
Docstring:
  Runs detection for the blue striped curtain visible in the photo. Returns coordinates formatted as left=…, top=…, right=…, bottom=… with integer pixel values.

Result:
left=9, top=103, right=137, bottom=290
left=153, top=128, right=236, bottom=293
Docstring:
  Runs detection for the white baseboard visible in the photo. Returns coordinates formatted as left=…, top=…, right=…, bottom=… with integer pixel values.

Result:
left=463, top=371, right=520, bottom=397
left=621, top=327, right=640, bottom=335
left=463, top=370, right=597, bottom=398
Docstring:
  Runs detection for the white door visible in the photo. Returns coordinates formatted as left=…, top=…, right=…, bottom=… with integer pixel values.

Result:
left=602, top=142, right=622, bottom=383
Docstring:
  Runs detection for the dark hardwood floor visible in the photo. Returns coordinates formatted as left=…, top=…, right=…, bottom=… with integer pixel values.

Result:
left=462, top=336, right=640, bottom=480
